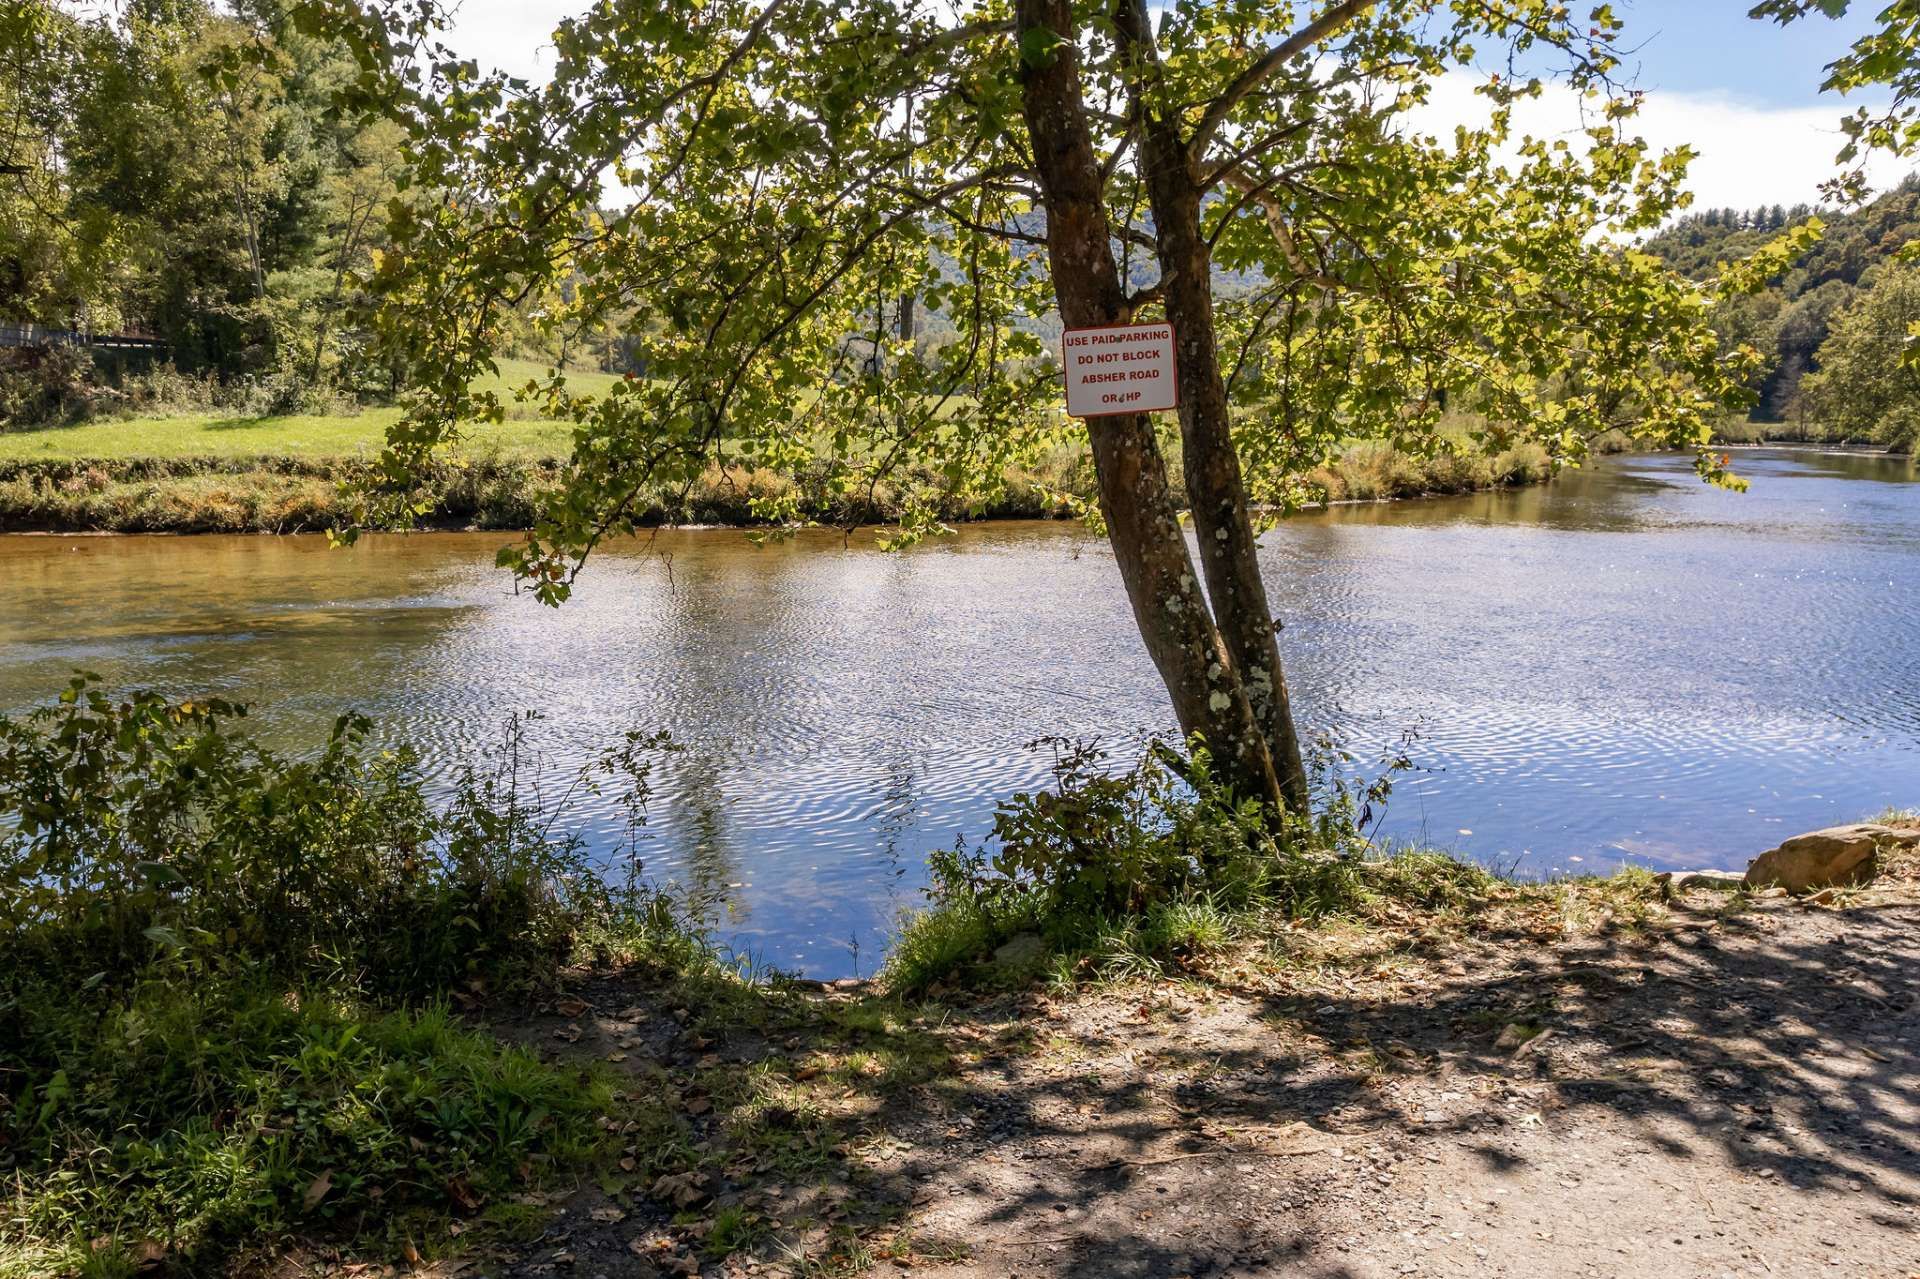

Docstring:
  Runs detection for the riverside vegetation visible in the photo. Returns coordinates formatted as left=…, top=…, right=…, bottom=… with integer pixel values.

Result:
left=0, top=371, right=1552, bottom=533
left=8, top=677, right=1912, bottom=1276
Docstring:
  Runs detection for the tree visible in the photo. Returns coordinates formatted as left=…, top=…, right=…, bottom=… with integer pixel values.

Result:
left=0, top=1, right=142, bottom=328
left=1800, top=262, right=1920, bottom=451
left=316, top=0, right=1784, bottom=817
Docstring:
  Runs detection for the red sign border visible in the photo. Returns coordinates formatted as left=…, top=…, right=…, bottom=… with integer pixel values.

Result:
left=1060, top=320, right=1181, bottom=419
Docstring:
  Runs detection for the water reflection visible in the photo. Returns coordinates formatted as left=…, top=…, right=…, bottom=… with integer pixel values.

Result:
left=1, top=449, right=1915, bottom=975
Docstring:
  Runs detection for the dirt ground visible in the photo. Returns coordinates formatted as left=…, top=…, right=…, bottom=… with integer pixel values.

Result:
left=440, top=871, right=1920, bottom=1279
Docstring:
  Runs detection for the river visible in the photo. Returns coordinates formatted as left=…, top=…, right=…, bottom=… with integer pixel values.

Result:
left=3, top=447, right=1916, bottom=976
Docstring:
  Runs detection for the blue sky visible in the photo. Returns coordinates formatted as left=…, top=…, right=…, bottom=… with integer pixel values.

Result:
left=1609, top=1, right=1879, bottom=107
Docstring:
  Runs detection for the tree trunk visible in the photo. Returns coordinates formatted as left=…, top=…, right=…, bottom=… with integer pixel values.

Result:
left=1133, top=120, right=1309, bottom=811
left=1015, top=0, right=1284, bottom=809
left=1101, top=0, right=1310, bottom=811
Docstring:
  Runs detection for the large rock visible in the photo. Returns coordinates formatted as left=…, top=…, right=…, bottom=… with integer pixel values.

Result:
left=1744, top=823, right=1920, bottom=894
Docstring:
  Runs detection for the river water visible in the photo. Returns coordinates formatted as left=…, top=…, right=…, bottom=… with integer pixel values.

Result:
left=3, top=448, right=1916, bottom=975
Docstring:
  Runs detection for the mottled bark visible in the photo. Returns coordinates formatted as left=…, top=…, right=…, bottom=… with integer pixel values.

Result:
left=1015, top=0, right=1284, bottom=808
left=1111, top=0, right=1310, bottom=812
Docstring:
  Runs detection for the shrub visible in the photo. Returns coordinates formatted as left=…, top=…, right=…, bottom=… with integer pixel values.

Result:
left=0, top=346, right=105, bottom=428
left=2, top=984, right=608, bottom=1273
left=886, top=738, right=1287, bottom=991
left=0, top=678, right=680, bottom=1270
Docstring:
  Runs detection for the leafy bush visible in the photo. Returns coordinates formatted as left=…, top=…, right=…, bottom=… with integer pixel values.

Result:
left=0, top=346, right=104, bottom=428
left=0, top=678, right=617, bottom=997
left=3, top=985, right=608, bottom=1274
left=885, top=730, right=1467, bottom=992
left=0, top=677, right=678, bottom=1272
left=977, top=738, right=1279, bottom=921
left=887, top=739, right=1288, bottom=991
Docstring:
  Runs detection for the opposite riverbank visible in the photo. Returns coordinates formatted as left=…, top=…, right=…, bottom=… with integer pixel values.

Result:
left=0, top=405, right=1552, bottom=534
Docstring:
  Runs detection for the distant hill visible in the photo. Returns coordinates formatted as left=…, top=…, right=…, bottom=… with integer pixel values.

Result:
left=1643, top=177, right=1920, bottom=421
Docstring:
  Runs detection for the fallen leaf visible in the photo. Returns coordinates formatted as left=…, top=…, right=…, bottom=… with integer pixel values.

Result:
left=446, top=1176, right=482, bottom=1213
left=590, top=1206, right=628, bottom=1223
left=652, top=1170, right=712, bottom=1208
left=302, top=1169, right=333, bottom=1211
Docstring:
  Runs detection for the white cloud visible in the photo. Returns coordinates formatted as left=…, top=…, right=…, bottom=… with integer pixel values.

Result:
left=438, top=0, right=574, bottom=82
left=1410, top=71, right=1909, bottom=213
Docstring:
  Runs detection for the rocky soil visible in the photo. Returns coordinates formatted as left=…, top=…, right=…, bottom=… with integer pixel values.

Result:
left=352, top=845, right=1920, bottom=1279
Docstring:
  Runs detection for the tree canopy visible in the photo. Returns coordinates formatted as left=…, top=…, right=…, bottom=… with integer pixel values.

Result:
left=1, top=0, right=406, bottom=403
left=296, top=0, right=1824, bottom=810
left=335, top=0, right=1782, bottom=553
left=1800, top=259, right=1920, bottom=450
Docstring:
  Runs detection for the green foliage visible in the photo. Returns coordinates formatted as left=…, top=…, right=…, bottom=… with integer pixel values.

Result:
left=1, top=0, right=411, bottom=409
left=882, top=728, right=1530, bottom=993
left=1644, top=181, right=1920, bottom=424
left=885, top=741, right=1267, bottom=992
left=888, top=737, right=1330, bottom=992
left=0, top=675, right=685, bottom=996
left=0, top=675, right=690, bottom=1269
left=0, top=347, right=100, bottom=427
left=983, top=738, right=1280, bottom=920
left=1752, top=0, right=1920, bottom=199
left=303, top=0, right=1777, bottom=586
left=2, top=985, right=607, bottom=1274
left=1800, top=260, right=1920, bottom=449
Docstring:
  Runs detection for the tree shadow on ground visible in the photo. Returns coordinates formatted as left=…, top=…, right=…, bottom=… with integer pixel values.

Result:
left=469, top=896, right=1919, bottom=1277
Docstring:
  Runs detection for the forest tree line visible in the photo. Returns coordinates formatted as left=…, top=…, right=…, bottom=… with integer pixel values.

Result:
left=5, top=0, right=1919, bottom=454
left=1, top=0, right=599, bottom=425
left=1, top=0, right=420, bottom=418
left=1646, top=179, right=1920, bottom=449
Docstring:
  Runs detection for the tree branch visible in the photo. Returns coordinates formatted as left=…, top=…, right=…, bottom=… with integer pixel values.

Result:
left=1217, top=167, right=1342, bottom=290
left=1187, top=0, right=1375, bottom=163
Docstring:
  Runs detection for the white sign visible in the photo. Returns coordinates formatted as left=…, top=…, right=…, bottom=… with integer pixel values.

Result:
left=1062, top=322, right=1179, bottom=418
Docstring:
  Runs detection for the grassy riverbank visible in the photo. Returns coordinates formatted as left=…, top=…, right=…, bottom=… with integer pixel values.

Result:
left=0, top=373, right=1552, bottom=532
left=1713, top=419, right=1916, bottom=452
left=3, top=683, right=1914, bottom=1275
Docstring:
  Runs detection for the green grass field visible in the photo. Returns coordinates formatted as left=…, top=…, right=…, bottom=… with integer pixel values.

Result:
left=0, top=364, right=1553, bottom=532
left=0, top=360, right=609, bottom=461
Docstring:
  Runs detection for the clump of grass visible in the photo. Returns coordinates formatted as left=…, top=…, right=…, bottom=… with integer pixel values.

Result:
left=1309, top=437, right=1550, bottom=504
left=884, top=732, right=1682, bottom=996
left=3, top=986, right=608, bottom=1277
left=884, top=737, right=1288, bottom=993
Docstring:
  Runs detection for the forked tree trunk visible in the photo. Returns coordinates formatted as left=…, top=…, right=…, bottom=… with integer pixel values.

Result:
left=1015, top=0, right=1287, bottom=811
left=1128, top=81, right=1310, bottom=811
